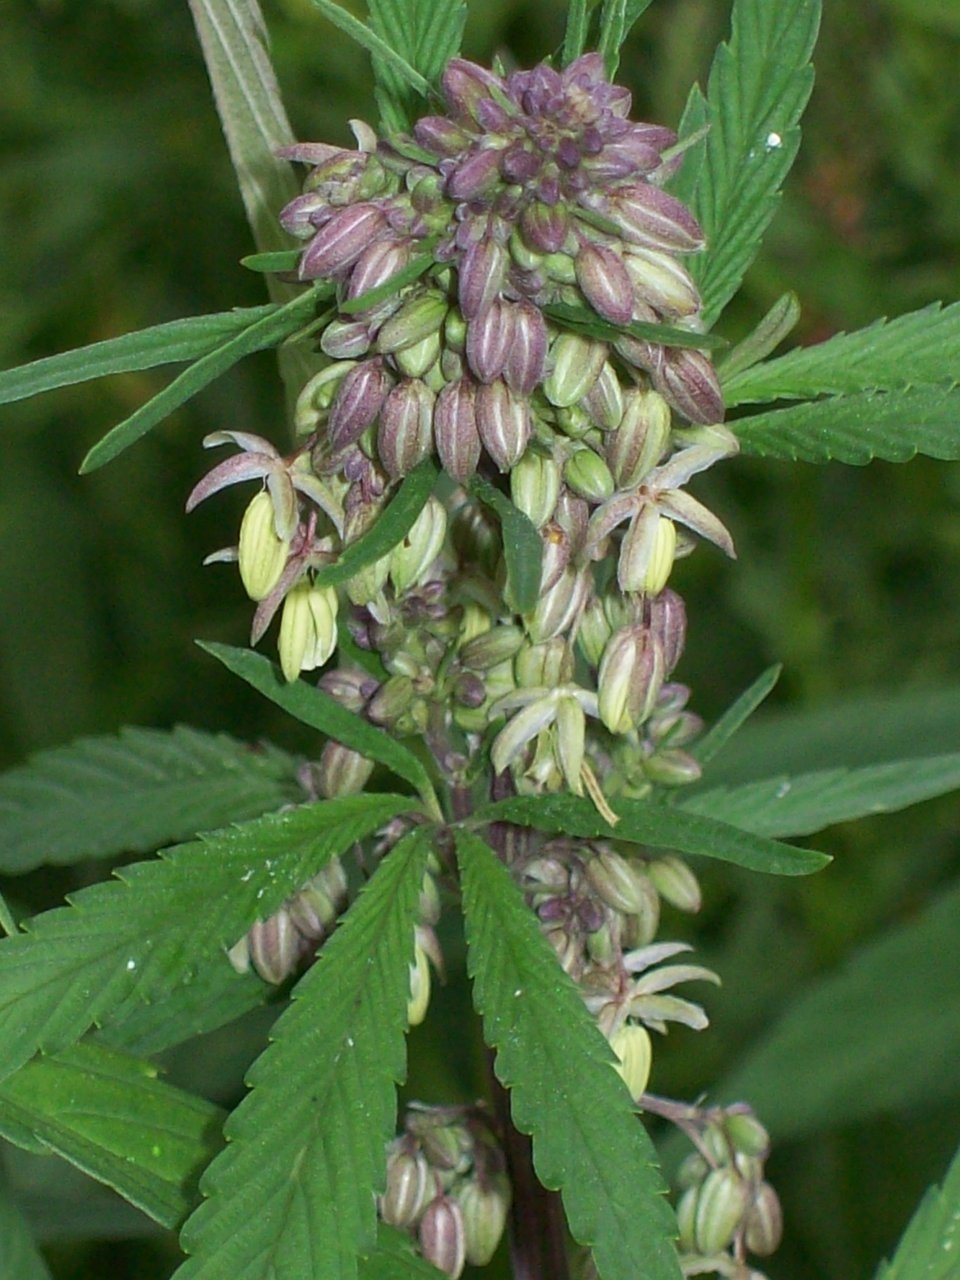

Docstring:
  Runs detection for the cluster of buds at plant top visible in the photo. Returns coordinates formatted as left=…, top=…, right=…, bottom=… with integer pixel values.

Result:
left=669, top=1105, right=783, bottom=1279
left=379, top=1104, right=511, bottom=1278
left=515, top=836, right=716, bottom=1098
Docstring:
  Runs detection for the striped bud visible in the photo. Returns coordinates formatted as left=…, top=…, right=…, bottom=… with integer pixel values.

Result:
left=520, top=200, right=569, bottom=253
left=390, top=496, right=447, bottom=593
left=618, top=510, right=677, bottom=596
left=693, top=1167, right=751, bottom=1254
left=328, top=357, right=393, bottom=452
left=435, top=378, right=481, bottom=482
left=610, top=1023, right=653, bottom=1100
left=377, top=379, right=435, bottom=479
left=504, top=299, right=548, bottom=394
left=456, top=1177, right=511, bottom=1267
left=465, top=297, right=513, bottom=382
left=247, top=908, right=301, bottom=985
left=564, top=448, right=615, bottom=503
left=581, top=360, right=624, bottom=431
left=606, top=388, right=671, bottom=489
left=603, top=185, right=704, bottom=252
left=377, top=291, right=449, bottom=355
left=654, top=347, right=724, bottom=425
left=380, top=1149, right=431, bottom=1228
left=586, top=849, right=650, bottom=915
left=300, top=202, right=387, bottom=278
left=743, top=1181, right=783, bottom=1256
left=320, top=319, right=373, bottom=361
left=623, top=245, right=700, bottom=318
left=477, top=380, right=531, bottom=471
left=414, top=114, right=471, bottom=157
left=238, top=491, right=290, bottom=601
left=446, top=146, right=502, bottom=201
left=277, top=581, right=339, bottom=681
left=458, top=237, right=507, bottom=319
left=346, top=237, right=410, bottom=302
left=510, top=450, right=561, bottom=528
left=577, top=596, right=614, bottom=668
left=647, top=856, right=701, bottom=913
left=543, top=333, right=608, bottom=408
left=525, top=566, right=589, bottom=644
left=316, top=739, right=375, bottom=798
left=418, top=1197, right=466, bottom=1279
left=441, top=57, right=504, bottom=126
left=515, top=638, right=572, bottom=689
left=460, top=625, right=524, bottom=671
left=597, top=623, right=664, bottom=733
left=576, top=241, right=634, bottom=325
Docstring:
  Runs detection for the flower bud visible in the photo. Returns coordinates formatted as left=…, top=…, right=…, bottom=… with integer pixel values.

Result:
left=441, top=57, right=504, bottom=125
left=380, top=1148, right=431, bottom=1228
left=743, top=1181, right=783, bottom=1256
left=458, top=236, right=507, bottom=320
left=618, top=510, right=677, bottom=596
left=377, top=290, right=449, bottom=355
left=393, top=332, right=442, bottom=380
left=328, top=357, right=393, bottom=452
left=460, top=625, right=525, bottom=671
left=694, top=1167, right=751, bottom=1254
left=278, top=581, right=340, bottom=682
left=456, top=1176, right=511, bottom=1266
left=724, top=1112, right=771, bottom=1160
left=320, top=318, right=372, bottom=359
left=377, top=379, right=435, bottom=479
left=623, top=245, right=700, bottom=318
left=643, top=747, right=702, bottom=787
left=238, top=491, right=290, bottom=601
left=606, top=388, right=671, bottom=489
left=390, top=496, right=447, bottom=593
left=555, top=693, right=586, bottom=794
left=247, top=908, right=302, bottom=985
left=414, top=114, right=471, bottom=157
left=510, top=451, right=561, bottom=528
left=294, top=361, right=356, bottom=435
left=519, top=200, right=569, bottom=254
left=604, top=185, right=704, bottom=252
left=581, top=360, right=624, bottom=431
left=597, top=624, right=664, bottom=734
left=575, top=241, right=634, bottom=326
left=586, top=849, right=650, bottom=915
left=465, top=297, right=514, bottom=383
left=564, top=448, right=616, bottom=503
left=676, top=1185, right=699, bottom=1253
left=367, top=673, right=415, bottom=726
left=477, top=379, right=531, bottom=471
left=577, top=596, right=614, bottom=668
left=316, top=739, right=375, bottom=798
left=543, top=334, right=608, bottom=408
left=346, top=237, right=411, bottom=302
left=515, top=639, right=572, bottom=689
left=407, top=938, right=432, bottom=1027
left=525, top=566, right=589, bottom=644
left=418, top=1196, right=466, bottom=1279
left=654, top=347, right=724, bottom=425
left=646, top=856, right=701, bottom=913
left=610, top=1023, right=653, bottom=1100
left=300, top=202, right=387, bottom=279
left=505, top=299, right=548, bottom=395
left=648, top=588, right=687, bottom=674
left=435, top=378, right=481, bottom=482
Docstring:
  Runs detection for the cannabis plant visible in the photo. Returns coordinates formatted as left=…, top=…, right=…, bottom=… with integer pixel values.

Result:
left=2, top=1, right=960, bottom=1278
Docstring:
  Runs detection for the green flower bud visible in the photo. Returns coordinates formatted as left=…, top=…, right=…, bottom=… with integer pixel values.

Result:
left=460, top=625, right=525, bottom=671
left=564, top=448, right=616, bottom=503
left=294, top=361, right=357, bottom=436
left=618, top=510, right=677, bottom=596
left=724, top=1112, right=771, bottom=1160
left=555, top=693, right=586, bottom=795
left=643, top=746, right=701, bottom=786
left=676, top=1185, right=699, bottom=1253
left=456, top=1176, right=511, bottom=1266
left=525, top=566, right=589, bottom=644
left=247, top=907, right=301, bottom=985
left=443, top=306, right=468, bottom=352
left=693, top=1167, right=751, bottom=1254
left=407, top=938, right=432, bottom=1027
left=577, top=596, right=614, bottom=668
left=367, top=674, right=415, bottom=726
left=646, top=855, right=702, bottom=913
left=543, top=333, right=607, bottom=408
left=380, top=1148, right=431, bottom=1228
left=543, top=251, right=577, bottom=284
left=586, top=849, right=650, bottom=915
left=316, top=739, right=375, bottom=798
left=377, top=290, right=449, bottom=355
left=743, top=1181, right=783, bottom=1256
left=510, top=450, right=562, bottom=528
left=390, top=496, right=447, bottom=594
left=676, top=1151, right=710, bottom=1191
left=597, top=624, right=664, bottom=734
left=609, top=1023, right=653, bottom=1100
left=581, top=360, right=624, bottom=431
left=278, top=581, right=339, bottom=682
left=606, top=388, right=671, bottom=489
left=393, top=331, right=442, bottom=379
left=238, top=491, right=290, bottom=601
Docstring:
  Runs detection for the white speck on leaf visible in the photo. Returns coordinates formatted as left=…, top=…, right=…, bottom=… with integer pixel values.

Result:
left=765, top=131, right=783, bottom=150
left=126, top=959, right=137, bottom=971
left=775, top=780, right=791, bottom=799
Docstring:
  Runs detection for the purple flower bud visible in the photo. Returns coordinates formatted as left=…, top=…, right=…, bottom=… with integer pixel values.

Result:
left=442, top=58, right=506, bottom=125
left=500, top=142, right=541, bottom=184
left=520, top=200, right=569, bottom=254
left=377, top=379, right=435, bottom=479
left=504, top=299, right=548, bottom=395
left=465, top=297, right=514, bottom=382
left=299, top=203, right=387, bottom=279
left=346, top=238, right=410, bottom=302
left=328, top=357, right=393, bottom=451
left=435, top=378, right=481, bottom=482
left=600, top=185, right=704, bottom=252
left=648, top=588, right=687, bottom=674
left=575, top=241, right=635, bottom=325
left=581, top=360, right=623, bottom=431
left=247, top=908, right=302, bottom=985
left=653, top=348, right=724, bottom=424
left=418, top=1196, right=466, bottom=1279
left=414, top=114, right=471, bottom=157
left=458, top=237, right=507, bottom=319
left=476, top=379, right=531, bottom=471
left=446, top=146, right=504, bottom=202
left=279, top=191, right=331, bottom=239
left=320, top=318, right=372, bottom=359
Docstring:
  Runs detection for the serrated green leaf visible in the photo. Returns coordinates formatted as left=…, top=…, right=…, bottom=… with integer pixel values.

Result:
left=367, top=0, right=465, bottom=132
left=543, top=302, right=727, bottom=352
left=0, top=1042, right=224, bottom=1230
left=456, top=830, right=681, bottom=1280
left=698, top=684, right=960, bottom=786
left=0, top=1182, right=52, bottom=1280
left=0, top=307, right=276, bottom=408
left=561, top=0, right=591, bottom=65
left=199, top=642, right=439, bottom=812
left=717, top=880, right=960, bottom=1138
left=724, top=301, right=960, bottom=405
left=96, top=962, right=269, bottom=1058
left=875, top=1138, right=960, bottom=1280
left=175, top=827, right=432, bottom=1280
left=307, top=0, right=431, bottom=135
left=313, top=458, right=438, bottom=590
left=465, top=475, right=542, bottom=615
left=0, top=793, right=415, bottom=1085
left=679, top=754, right=960, bottom=838
left=79, top=285, right=327, bottom=474
left=693, top=664, right=781, bottom=767
left=0, top=726, right=299, bottom=875
left=684, top=0, right=820, bottom=327
left=473, top=793, right=828, bottom=875
left=732, top=383, right=960, bottom=464
left=667, top=83, right=709, bottom=210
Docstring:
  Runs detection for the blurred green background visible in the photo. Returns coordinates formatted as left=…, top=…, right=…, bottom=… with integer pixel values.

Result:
left=2, top=0, right=959, bottom=1277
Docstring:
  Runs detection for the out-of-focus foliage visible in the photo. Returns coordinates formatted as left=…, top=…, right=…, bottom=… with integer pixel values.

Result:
left=2, top=1, right=959, bottom=1277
